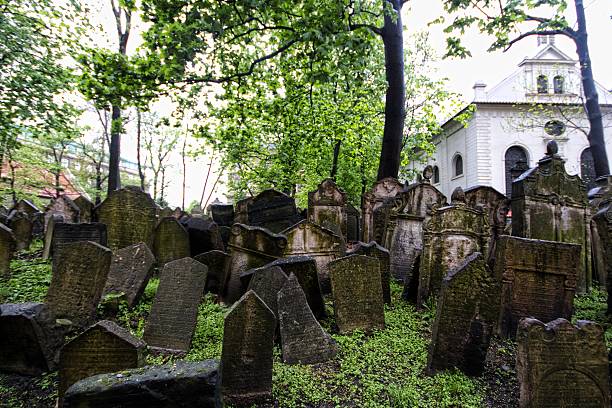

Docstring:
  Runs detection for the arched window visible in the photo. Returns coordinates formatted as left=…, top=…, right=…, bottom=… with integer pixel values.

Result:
left=553, top=76, right=564, bottom=94
left=505, top=146, right=528, bottom=197
left=580, top=148, right=596, bottom=191
left=433, top=166, right=440, bottom=184
left=453, top=155, right=463, bottom=177
left=537, top=75, right=548, bottom=94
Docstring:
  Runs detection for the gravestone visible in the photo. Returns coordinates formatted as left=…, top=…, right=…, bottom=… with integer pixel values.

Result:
left=307, top=178, right=347, bottom=238
left=383, top=167, right=447, bottom=283
left=494, top=235, right=580, bottom=338
left=143, top=258, right=208, bottom=352
left=158, top=207, right=174, bottom=219
left=278, top=274, right=338, bottom=364
left=516, top=318, right=610, bottom=408
left=49, top=222, right=107, bottom=259
left=194, top=250, right=230, bottom=294
left=13, top=199, right=39, bottom=217
left=0, top=302, right=63, bottom=375
left=153, top=217, right=190, bottom=267
left=73, top=195, right=93, bottom=223
left=464, top=185, right=509, bottom=261
left=102, top=242, right=155, bottom=308
left=44, top=195, right=80, bottom=231
left=512, top=141, right=592, bottom=292
left=46, top=241, right=112, bottom=325
left=348, top=241, right=391, bottom=304
left=31, top=211, right=44, bottom=237
left=427, top=253, right=500, bottom=376
left=172, top=207, right=183, bottom=219
left=361, top=177, right=404, bottom=243
left=222, top=224, right=286, bottom=304
left=281, top=220, right=344, bottom=294
left=42, top=214, right=64, bottom=259
left=220, top=290, right=275, bottom=407
left=0, top=223, right=16, bottom=277
left=234, top=189, right=302, bottom=233
left=417, top=187, right=489, bottom=307
left=181, top=216, right=224, bottom=256
left=58, top=320, right=146, bottom=401
left=191, top=204, right=203, bottom=216
left=95, top=186, right=157, bottom=250
left=208, top=199, right=235, bottom=227
left=329, top=254, right=385, bottom=333
left=346, top=203, right=360, bottom=242
left=7, top=210, right=33, bottom=251
left=246, top=266, right=288, bottom=318
left=593, top=195, right=612, bottom=314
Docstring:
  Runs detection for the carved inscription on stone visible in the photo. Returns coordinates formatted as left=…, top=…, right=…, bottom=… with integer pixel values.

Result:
left=361, top=177, right=404, bottom=243
left=247, top=266, right=288, bottom=318
left=308, top=179, right=347, bottom=238
left=235, top=189, right=302, bottom=233
left=50, top=222, right=107, bottom=259
left=102, top=242, right=155, bottom=307
left=153, top=216, right=190, bottom=267
left=348, top=241, right=391, bottom=304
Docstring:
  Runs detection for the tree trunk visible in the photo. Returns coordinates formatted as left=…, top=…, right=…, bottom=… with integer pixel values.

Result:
left=377, top=0, right=405, bottom=180
left=95, top=165, right=102, bottom=205
left=574, top=0, right=609, bottom=177
left=136, top=109, right=146, bottom=190
left=181, top=135, right=187, bottom=210
left=107, top=104, right=122, bottom=193
left=330, top=140, right=341, bottom=180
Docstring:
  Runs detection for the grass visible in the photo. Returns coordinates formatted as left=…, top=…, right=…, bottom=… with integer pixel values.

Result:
left=573, top=287, right=612, bottom=347
left=0, top=240, right=50, bottom=304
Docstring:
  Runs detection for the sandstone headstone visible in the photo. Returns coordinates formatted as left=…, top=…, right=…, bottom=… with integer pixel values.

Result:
left=361, top=177, right=404, bottom=243
left=245, top=266, right=288, bottom=318
left=102, top=242, right=155, bottom=308
left=13, top=199, right=39, bottom=217
left=73, top=195, right=94, bottom=223
left=234, top=189, right=302, bottom=233
left=278, top=274, right=338, bottom=364
left=42, top=214, right=64, bottom=259
left=7, top=210, right=33, bottom=251
left=307, top=178, right=347, bottom=238
left=46, top=241, right=112, bottom=325
left=153, top=216, right=190, bottom=267
left=220, top=290, right=275, bottom=407
left=194, top=250, right=230, bottom=294
left=181, top=216, right=224, bottom=256
left=346, top=203, right=360, bottom=242
left=589, top=175, right=612, bottom=312
left=516, top=318, right=610, bottom=408
left=0, top=223, right=16, bottom=277
left=348, top=241, right=391, bottom=304
left=329, top=254, right=385, bottom=333
left=208, top=199, right=235, bottom=227
left=50, top=222, right=108, bottom=259
left=44, top=195, right=80, bottom=231
left=143, top=258, right=208, bottom=352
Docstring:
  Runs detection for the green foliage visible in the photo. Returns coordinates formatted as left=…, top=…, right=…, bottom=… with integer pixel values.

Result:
left=573, top=288, right=612, bottom=348
left=0, top=241, right=51, bottom=304
left=185, top=294, right=227, bottom=361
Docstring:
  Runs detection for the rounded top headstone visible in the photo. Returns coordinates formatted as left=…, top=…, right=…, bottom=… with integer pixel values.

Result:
left=546, top=140, right=558, bottom=156
left=451, top=186, right=466, bottom=204
left=422, top=165, right=433, bottom=181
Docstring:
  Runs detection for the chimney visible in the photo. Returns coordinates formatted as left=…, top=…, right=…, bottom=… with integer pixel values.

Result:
left=473, top=81, right=487, bottom=101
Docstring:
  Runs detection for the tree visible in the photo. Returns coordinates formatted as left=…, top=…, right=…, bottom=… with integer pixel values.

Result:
left=142, top=119, right=180, bottom=205
left=442, top=0, right=610, bottom=178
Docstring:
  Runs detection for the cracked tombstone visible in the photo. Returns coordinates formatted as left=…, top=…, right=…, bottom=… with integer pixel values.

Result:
left=307, top=178, right=347, bottom=239
left=0, top=223, right=16, bottom=277
left=348, top=241, right=391, bottom=304
left=153, top=216, right=190, bottom=267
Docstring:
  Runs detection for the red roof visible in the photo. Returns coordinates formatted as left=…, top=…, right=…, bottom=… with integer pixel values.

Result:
left=1, top=161, right=83, bottom=200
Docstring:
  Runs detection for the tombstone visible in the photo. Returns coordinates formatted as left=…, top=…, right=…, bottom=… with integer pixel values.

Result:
left=153, top=217, right=190, bottom=267
left=307, top=179, right=347, bottom=238
left=0, top=205, right=8, bottom=217
left=208, top=199, right=235, bottom=227
left=58, top=320, right=146, bottom=401
left=593, top=191, right=612, bottom=313
left=464, top=185, right=509, bottom=261
left=427, top=253, right=500, bottom=376
left=246, top=266, right=288, bottom=318
left=7, top=210, right=33, bottom=251
left=44, top=195, right=80, bottom=231
left=383, top=168, right=447, bottom=283
left=172, top=207, right=183, bottom=219
left=73, top=195, right=94, bottom=223
left=516, top=318, right=610, bottom=408
left=143, top=258, right=208, bottom=352
left=13, top=199, right=39, bottom=217
left=30, top=211, right=44, bottom=237
left=346, top=203, right=360, bottom=242
left=102, top=242, right=155, bottom=308
left=49, top=222, right=107, bottom=259
left=511, top=141, right=592, bottom=292
left=181, top=216, right=224, bottom=256
left=329, top=254, right=385, bottom=333
left=194, top=250, right=230, bottom=294
left=191, top=204, right=203, bottom=216
left=0, top=303, right=64, bottom=375
left=361, top=177, right=404, bottom=244
left=234, top=189, right=302, bottom=233
left=417, top=187, right=489, bottom=307
left=348, top=241, right=391, bottom=304
left=42, top=214, right=64, bottom=259
left=46, top=241, right=112, bottom=325
left=95, top=186, right=157, bottom=250
left=222, top=224, right=286, bottom=304
left=281, top=220, right=344, bottom=294
left=220, top=290, right=275, bottom=407
left=494, top=235, right=580, bottom=338
left=0, top=223, right=16, bottom=277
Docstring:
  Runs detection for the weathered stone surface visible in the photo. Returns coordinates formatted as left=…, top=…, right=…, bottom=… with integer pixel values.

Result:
left=208, top=199, right=234, bottom=227
left=282, top=220, right=344, bottom=294
left=46, top=241, right=111, bottom=325
left=512, top=141, right=592, bottom=292
left=346, top=203, right=360, bottom=242
left=361, top=177, right=404, bottom=243
left=516, top=318, right=610, bottom=408
left=427, top=253, right=500, bottom=376
left=73, top=195, right=94, bottom=223
left=31, top=211, right=44, bottom=237
left=308, top=178, right=347, bottom=238
left=494, top=235, right=581, bottom=338
left=13, top=199, right=39, bottom=216
left=143, top=258, right=207, bottom=352
left=180, top=216, right=224, bottom=256
left=348, top=241, right=391, bottom=304
left=153, top=217, right=190, bottom=267
left=44, top=195, right=80, bottom=231
left=329, top=254, right=385, bottom=333
left=95, top=186, right=157, bottom=250
left=278, top=274, right=338, bottom=364
left=245, top=266, right=288, bottom=318
left=58, top=320, right=146, bottom=401
left=222, top=224, right=286, bottom=304
left=42, top=214, right=63, bottom=259
left=417, top=187, right=489, bottom=307
left=0, top=223, right=16, bottom=277
left=102, top=242, right=155, bottom=308
left=590, top=176, right=612, bottom=313
left=235, top=189, right=302, bottom=233
left=0, top=303, right=63, bottom=375
left=194, top=250, right=230, bottom=294
left=220, top=290, right=275, bottom=407
left=7, top=210, right=32, bottom=251
left=50, top=222, right=108, bottom=259
left=63, top=360, right=219, bottom=408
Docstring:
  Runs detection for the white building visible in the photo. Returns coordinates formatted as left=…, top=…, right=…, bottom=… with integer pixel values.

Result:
left=412, top=36, right=612, bottom=198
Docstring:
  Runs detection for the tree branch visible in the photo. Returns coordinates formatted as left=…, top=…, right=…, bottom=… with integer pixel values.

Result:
left=504, top=29, right=576, bottom=51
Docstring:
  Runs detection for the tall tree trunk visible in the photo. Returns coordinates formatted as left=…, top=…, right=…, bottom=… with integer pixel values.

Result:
left=181, top=135, right=187, bottom=210
left=377, top=0, right=405, bottom=180
left=95, top=165, right=102, bottom=205
left=330, top=140, right=341, bottom=180
left=574, top=0, right=609, bottom=177
left=107, top=104, right=122, bottom=193
left=160, top=168, right=166, bottom=205
left=8, top=156, right=16, bottom=205
left=136, top=109, right=146, bottom=190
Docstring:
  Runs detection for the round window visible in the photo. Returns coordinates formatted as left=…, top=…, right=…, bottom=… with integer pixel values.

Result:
left=544, top=120, right=566, bottom=136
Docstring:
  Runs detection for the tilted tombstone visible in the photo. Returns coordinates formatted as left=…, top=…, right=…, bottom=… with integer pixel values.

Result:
left=44, top=195, right=80, bottom=231
left=58, top=320, right=146, bottom=402
left=42, top=214, right=64, bottom=259
left=346, top=203, right=360, bottom=242
left=73, top=195, right=93, bottom=223
left=281, top=220, right=344, bottom=294
left=348, top=241, right=391, bottom=304
left=46, top=241, right=112, bottom=325
left=0, top=223, right=16, bottom=277
left=246, top=266, right=288, bottom=318
left=102, top=242, right=155, bottom=308
left=194, top=250, right=230, bottom=294
left=153, top=216, right=190, bottom=267
left=464, top=185, right=509, bottom=261
left=234, top=189, right=302, bottom=233
left=329, top=254, right=385, bottom=333
left=49, top=222, right=107, bottom=259
left=7, top=210, right=33, bottom=251
left=208, top=199, right=235, bottom=227
left=512, top=141, right=592, bottom=292
left=95, top=186, right=157, bottom=250
left=516, top=318, right=610, bottom=408
left=427, top=253, right=500, bottom=376
left=278, top=273, right=338, bottom=364
left=181, top=216, right=224, bottom=256
left=222, top=224, right=286, bottom=304
left=307, top=178, right=347, bottom=239
left=143, top=258, right=208, bottom=352
left=220, top=290, right=276, bottom=407
left=417, top=187, right=489, bottom=307
left=494, top=235, right=580, bottom=338
left=361, top=177, right=404, bottom=244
